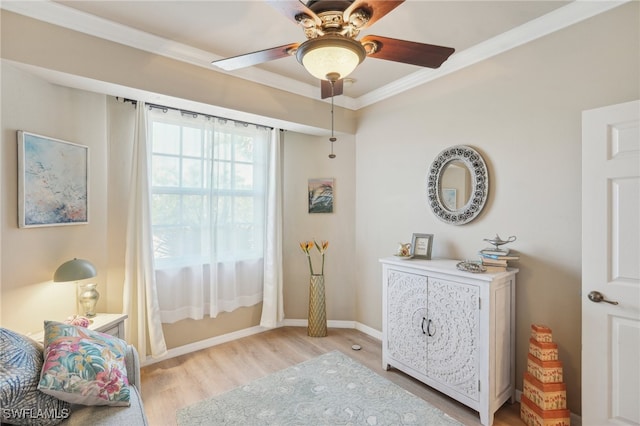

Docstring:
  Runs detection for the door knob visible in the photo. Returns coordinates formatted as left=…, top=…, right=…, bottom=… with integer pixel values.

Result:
left=588, top=291, right=619, bottom=305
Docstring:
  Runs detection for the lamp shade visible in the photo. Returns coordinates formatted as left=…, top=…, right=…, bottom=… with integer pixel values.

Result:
left=53, top=258, right=97, bottom=282
left=296, top=35, right=366, bottom=81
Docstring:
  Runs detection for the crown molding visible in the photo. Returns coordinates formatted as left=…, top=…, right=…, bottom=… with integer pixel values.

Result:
left=2, top=0, right=629, bottom=111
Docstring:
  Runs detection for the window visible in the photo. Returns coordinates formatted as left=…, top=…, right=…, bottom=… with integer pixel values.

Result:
left=149, top=111, right=267, bottom=269
left=147, top=107, right=273, bottom=322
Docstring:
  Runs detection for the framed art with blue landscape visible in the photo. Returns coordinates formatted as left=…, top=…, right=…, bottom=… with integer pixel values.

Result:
left=308, top=178, right=334, bottom=213
left=17, top=131, right=89, bottom=228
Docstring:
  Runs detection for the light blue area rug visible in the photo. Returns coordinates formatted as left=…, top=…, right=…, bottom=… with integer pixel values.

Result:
left=176, top=350, right=462, bottom=425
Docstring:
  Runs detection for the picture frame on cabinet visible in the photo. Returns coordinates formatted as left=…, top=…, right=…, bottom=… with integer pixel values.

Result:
left=411, top=233, right=433, bottom=259
left=17, top=131, right=89, bottom=228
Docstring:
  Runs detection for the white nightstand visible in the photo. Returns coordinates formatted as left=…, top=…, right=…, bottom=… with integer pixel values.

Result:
left=29, top=313, right=128, bottom=343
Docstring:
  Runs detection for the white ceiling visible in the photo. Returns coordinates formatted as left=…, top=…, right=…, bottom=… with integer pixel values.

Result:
left=1, top=1, right=627, bottom=110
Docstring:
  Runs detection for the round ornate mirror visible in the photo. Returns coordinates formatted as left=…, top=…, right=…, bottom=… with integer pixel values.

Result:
left=427, top=145, right=489, bottom=225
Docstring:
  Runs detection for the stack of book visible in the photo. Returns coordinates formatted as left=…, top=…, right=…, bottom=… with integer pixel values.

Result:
left=479, top=247, right=519, bottom=272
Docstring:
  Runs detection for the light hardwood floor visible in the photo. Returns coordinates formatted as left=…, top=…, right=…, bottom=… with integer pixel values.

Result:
left=141, top=327, right=524, bottom=425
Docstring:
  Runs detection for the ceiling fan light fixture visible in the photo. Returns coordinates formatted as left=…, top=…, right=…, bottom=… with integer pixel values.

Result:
left=296, top=35, right=366, bottom=81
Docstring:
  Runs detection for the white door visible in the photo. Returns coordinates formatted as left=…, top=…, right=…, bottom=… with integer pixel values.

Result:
left=582, top=100, right=640, bottom=425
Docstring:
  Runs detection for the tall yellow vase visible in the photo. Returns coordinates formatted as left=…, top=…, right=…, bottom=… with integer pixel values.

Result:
left=307, top=274, right=327, bottom=337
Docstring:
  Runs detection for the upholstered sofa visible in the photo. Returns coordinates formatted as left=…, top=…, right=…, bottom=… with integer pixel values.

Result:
left=0, top=326, right=148, bottom=426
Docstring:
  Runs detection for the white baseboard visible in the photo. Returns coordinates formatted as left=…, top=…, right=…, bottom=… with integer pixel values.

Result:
left=280, top=318, right=359, bottom=329
left=354, top=322, right=382, bottom=340
left=280, top=319, right=382, bottom=340
left=141, top=324, right=270, bottom=366
left=142, top=319, right=380, bottom=366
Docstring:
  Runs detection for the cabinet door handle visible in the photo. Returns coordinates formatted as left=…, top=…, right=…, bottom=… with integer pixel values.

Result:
left=427, top=319, right=434, bottom=337
left=421, top=317, right=427, bottom=335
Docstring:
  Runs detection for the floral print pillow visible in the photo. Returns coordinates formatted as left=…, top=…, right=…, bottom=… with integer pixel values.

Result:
left=37, top=321, right=130, bottom=406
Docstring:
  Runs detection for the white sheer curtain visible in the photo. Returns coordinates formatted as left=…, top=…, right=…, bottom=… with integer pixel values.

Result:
left=123, top=101, right=168, bottom=358
left=148, top=108, right=282, bottom=324
left=260, top=129, right=284, bottom=328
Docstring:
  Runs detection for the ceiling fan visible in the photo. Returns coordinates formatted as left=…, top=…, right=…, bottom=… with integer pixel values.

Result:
left=211, top=0, right=455, bottom=99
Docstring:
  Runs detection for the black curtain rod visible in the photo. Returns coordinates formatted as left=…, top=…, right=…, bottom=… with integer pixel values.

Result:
left=117, top=97, right=273, bottom=130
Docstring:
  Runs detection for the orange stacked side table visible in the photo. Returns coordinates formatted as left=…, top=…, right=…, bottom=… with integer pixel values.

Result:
left=520, top=324, right=570, bottom=426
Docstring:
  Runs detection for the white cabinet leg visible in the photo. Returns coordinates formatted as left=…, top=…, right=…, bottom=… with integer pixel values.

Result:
left=480, top=409, right=493, bottom=426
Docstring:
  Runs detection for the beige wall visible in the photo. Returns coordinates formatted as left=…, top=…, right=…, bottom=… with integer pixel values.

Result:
left=1, top=64, right=110, bottom=333
left=282, top=132, right=356, bottom=321
left=354, top=2, right=639, bottom=415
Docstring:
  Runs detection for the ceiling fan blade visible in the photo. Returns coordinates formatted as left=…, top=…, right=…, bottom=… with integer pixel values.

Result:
left=321, top=78, right=344, bottom=99
left=344, top=1, right=404, bottom=29
left=360, top=35, right=455, bottom=68
left=211, top=43, right=299, bottom=71
left=265, top=1, right=321, bottom=26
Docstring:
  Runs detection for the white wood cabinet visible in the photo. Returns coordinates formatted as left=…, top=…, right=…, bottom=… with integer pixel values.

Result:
left=380, top=258, right=517, bottom=426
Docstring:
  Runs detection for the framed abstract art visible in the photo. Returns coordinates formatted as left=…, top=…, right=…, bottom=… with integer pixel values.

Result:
left=17, top=131, right=89, bottom=227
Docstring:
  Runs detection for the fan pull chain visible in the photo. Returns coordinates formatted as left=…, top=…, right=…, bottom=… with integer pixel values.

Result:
left=329, top=80, right=337, bottom=159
